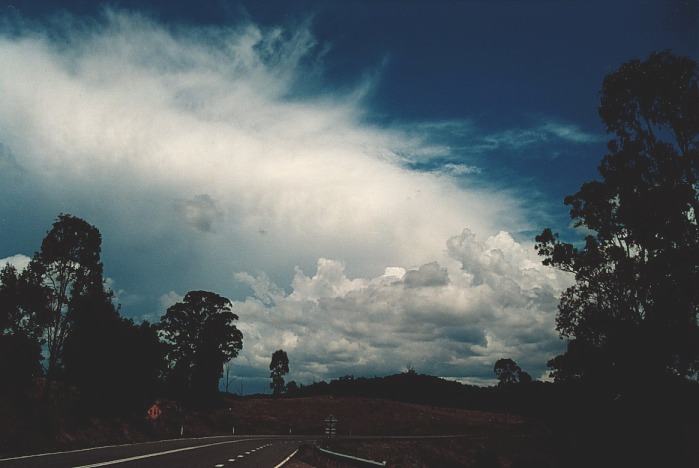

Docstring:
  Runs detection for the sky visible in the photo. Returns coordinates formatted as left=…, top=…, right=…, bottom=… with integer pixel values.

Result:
left=0, top=0, right=696, bottom=392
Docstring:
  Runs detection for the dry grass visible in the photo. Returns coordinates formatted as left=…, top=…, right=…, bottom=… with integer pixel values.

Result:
left=220, top=395, right=526, bottom=436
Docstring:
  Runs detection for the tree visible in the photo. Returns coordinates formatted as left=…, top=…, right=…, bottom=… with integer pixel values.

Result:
left=63, top=289, right=166, bottom=415
left=536, top=51, right=699, bottom=385
left=0, top=332, right=42, bottom=399
left=269, top=349, right=289, bottom=396
left=518, top=371, right=532, bottom=384
left=285, top=380, right=299, bottom=395
left=0, top=262, right=49, bottom=397
left=28, top=214, right=105, bottom=378
left=493, top=358, right=530, bottom=386
left=0, top=263, right=49, bottom=339
left=159, top=291, right=243, bottom=405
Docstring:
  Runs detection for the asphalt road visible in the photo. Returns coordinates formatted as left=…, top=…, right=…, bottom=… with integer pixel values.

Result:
left=0, top=436, right=315, bottom=468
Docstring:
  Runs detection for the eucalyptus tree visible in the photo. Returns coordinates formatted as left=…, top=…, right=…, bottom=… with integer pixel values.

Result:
left=536, top=52, right=699, bottom=385
left=159, top=290, right=243, bottom=404
left=270, top=349, right=289, bottom=396
left=28, top=214, right=105, bottom=378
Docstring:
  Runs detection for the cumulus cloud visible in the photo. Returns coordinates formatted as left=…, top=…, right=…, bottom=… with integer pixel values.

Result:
left=403, top=261, right=449, bottom=288
left=232, top=230, right=572, bottom=388
left=0, top=11, right=572, bottom=390
left=0, top=253, right=30, bottom=271
left=159, top=290, right=184, bottom=311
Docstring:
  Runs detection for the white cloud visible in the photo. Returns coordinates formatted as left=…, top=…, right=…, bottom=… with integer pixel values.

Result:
left=232, top=230, right=572, bottom=386
left=178, top=194, right=223, bottom=233
left=0, top=253, right=30, bottom=272
left=403, top=261, right=449, bottom=288
left=540, top=122, right=602, bottom=144
left=0, top=11, right=525, bottom=283
left=159, top=290, right=184, bottom=312
left=439, top=163, right=482, bottom=176
left=477, top=122, right=602, bottom=151
left=397, top=119, right=602, bottom=163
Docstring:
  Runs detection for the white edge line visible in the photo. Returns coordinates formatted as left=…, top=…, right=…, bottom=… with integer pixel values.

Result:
left=317, top=446, right=386, bottom=466
left=273, top=448, right=299, bottom=468
left=0, top=435, right=295, bottom=462
left=71, top=438, right=267, bottom=468
left=0, top=435, right=236, bottom=461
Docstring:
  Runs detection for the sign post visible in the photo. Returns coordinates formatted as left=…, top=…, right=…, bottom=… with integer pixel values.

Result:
left=324, top=414, right=338, bottom=439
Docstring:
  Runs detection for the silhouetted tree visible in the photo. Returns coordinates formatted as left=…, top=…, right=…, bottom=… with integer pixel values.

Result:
left=494, top=358, right=530, bottom=386
left=269, top=349, right=289, bottom=396
left=159, top=291, right=243, bottom=405
left=0, top=263, right=49, bottom=337
left=518, top=371, right=532, bottom=384
left=27, top=214, right=105, bottom=379
left=63, top=288, right=166, bottom=415
left=536, top=51, right=699, bottom=386
left=0, top=332, right=42, bottom=399
left=285, top=380, right=299, bottom=395
left=0, top=262, right=49, bottom=398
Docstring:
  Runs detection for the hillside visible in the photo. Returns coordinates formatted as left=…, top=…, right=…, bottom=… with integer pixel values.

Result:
left=223, top=395, right=526, bottom=435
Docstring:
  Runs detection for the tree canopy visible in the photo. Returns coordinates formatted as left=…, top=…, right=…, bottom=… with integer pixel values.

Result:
left=159, top=290, right=243, bottom=404
left=0, top=214, right=166, bottom=410
left=29, top=214, right=105, bottom=378
left=269, top=349, right=289, bottom=396
left=493, top=358, right=531, bottom=386
left=536, top=51, right=699, bottom=386
left=63, top=289, right=165, bottom=415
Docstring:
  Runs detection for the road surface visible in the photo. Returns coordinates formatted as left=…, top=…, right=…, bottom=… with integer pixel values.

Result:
left=0, top=436, right=314, bottom=468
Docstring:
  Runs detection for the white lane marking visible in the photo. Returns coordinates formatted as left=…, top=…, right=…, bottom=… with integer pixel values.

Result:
left=237, top=455, right=244, bottom=458
left=72, top=438, right=267, bottom=468
left=215, top=464, right=224, bottom=467
left=273, top=449, right=299, bottom=468
left=228, top=459, right=236, bottom=462
left=0, top=435, right=296, bottom=462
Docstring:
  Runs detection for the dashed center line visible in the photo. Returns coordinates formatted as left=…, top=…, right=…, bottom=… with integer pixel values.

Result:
left=215, top=441, right=271, bottom=466
left=72, top=438, right=267, bottom=468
